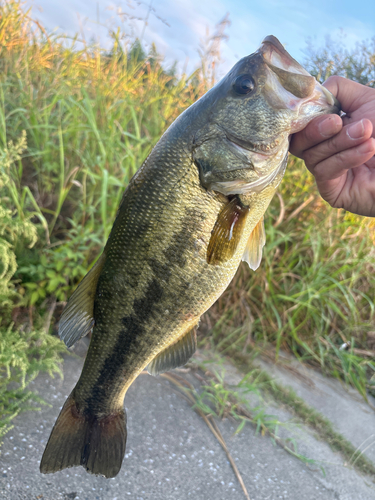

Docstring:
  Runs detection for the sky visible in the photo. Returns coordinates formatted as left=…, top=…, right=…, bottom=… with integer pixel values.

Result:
left=25, top=0, right=375, bottom=77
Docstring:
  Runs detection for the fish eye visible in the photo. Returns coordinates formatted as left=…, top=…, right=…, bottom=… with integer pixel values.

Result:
left=233, top=75, right=256, bottom=95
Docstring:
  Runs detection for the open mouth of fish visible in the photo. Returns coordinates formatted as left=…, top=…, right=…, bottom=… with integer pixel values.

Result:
left=259, top=35, right=340, bottom=127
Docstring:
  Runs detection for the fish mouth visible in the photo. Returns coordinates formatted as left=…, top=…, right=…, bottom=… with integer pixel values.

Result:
left=259, top=35, right=341, bottom=130
left=312, top=85, right=341, bottom=113
left=260, top=35, right=312, bottom=78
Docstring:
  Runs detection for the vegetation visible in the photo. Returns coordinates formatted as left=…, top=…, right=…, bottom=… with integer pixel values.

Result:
left=230, top=353, right=375, bottom=476
left=0, top=131, right=66, bottom=442
left=303, top=34, right=375, bottom=86
left=1, top=0, right=375, bottom=445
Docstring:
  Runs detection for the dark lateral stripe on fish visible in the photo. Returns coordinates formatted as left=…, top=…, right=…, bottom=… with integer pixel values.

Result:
left=84, top=278, right=165, bottom=409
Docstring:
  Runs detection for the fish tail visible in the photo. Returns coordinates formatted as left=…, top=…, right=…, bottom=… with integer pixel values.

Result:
left=40, top=393, right=127, bottom=478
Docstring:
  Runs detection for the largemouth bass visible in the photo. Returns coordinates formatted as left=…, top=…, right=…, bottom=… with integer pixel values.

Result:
left=40, top=36, right=340, bottom=478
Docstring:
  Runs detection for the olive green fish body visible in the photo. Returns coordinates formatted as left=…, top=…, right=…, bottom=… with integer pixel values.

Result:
left=40, top=36, right=340, bottom=478
left=75, top=126, right=280, bottom=414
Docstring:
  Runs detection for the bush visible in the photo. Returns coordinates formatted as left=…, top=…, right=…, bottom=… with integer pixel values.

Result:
left=0, top=324, right=65, bottom=444
left=0, top=131, right=66, bottom=443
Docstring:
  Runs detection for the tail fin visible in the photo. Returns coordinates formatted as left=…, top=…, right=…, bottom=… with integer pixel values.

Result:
left=40, top=393, right=127, bottom=478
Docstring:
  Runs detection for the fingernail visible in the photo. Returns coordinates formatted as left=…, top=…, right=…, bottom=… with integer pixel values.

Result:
left=347, top=119, right=365, bottom=140
left=357, top=138, right=375, bottom=155
left=318, top=116, right=340, bottom=138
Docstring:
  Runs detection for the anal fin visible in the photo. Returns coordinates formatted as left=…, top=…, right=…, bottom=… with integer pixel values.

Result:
left=242, top=216, right=266, bottom=271
left=147, top=324, right=198, bottom=376
left=59, top=253, right=106, bottom=348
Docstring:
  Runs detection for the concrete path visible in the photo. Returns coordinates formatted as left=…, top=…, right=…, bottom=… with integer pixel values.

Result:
left=256, top=352, right=375, bottom=463
left=1, top=348, right=374, bottom=500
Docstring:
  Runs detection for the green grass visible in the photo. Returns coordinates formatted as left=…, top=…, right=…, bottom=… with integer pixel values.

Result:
left=164, top=360, right=375, bottom=479
left=0, top=125, right=66, bottom=443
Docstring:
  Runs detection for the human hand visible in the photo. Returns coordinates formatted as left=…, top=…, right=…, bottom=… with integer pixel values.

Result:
left=290, top=76, right=375, bottom=216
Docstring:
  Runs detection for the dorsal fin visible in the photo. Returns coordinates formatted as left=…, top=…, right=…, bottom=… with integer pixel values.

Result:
left=207, top=197, right=249, bottom=265
left=242, top=217, right=266, bottom=271
left=147, top=325, right=198, bottom=376
left=59, top=253, right=106, bottom=348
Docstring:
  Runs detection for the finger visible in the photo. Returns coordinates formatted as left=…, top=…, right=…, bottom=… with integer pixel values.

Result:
left=303, top=118, right=374, bottom=170
left=342, top=109, right=375, bottom=131
left=312, top=137, right=375, bottom=182
left=289, top=114, right=342, bottom=158
left=323, top=76, right=375, bottom=114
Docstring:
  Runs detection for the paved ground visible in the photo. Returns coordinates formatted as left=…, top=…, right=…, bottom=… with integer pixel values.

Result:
left=256, top=352, right=375, bottom=463
left=1, top=347, right=375, bottom=500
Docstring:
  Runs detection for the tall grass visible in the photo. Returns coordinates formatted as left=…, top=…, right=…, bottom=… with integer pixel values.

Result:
left=0, top=1, right=207, bottom=297
left=1, top=0, right=374, bottom=409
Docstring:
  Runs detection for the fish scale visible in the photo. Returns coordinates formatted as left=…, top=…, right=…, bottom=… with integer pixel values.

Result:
left=40, top=35, right=340, bottom=478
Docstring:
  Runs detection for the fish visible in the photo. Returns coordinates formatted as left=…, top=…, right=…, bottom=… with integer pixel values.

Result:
left=40, top=35, right=340, bottom=478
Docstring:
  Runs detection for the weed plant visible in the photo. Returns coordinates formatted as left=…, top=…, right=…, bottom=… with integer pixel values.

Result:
left=0, top=130, right=65, bottom=442
left=1, top=0, right=375, bottom=442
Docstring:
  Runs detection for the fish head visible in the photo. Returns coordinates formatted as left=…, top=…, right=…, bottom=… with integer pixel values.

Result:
left=192, top=35, right=340, bottom=196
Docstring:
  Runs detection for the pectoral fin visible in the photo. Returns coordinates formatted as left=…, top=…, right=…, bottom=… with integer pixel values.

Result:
left=147, top=324, right=198, bottom=376
left=207, top=198, right=249, bottom=265
left=59, top=254, right=106, bottom=348
left=242, top=217, right=266, bottom=271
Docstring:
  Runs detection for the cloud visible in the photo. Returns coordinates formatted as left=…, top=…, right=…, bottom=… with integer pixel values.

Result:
left=325, top=21, right=375, bottom=47
left=25, top=0, right=375, bottom=77
left=27, top=0, right=232, bottom=72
